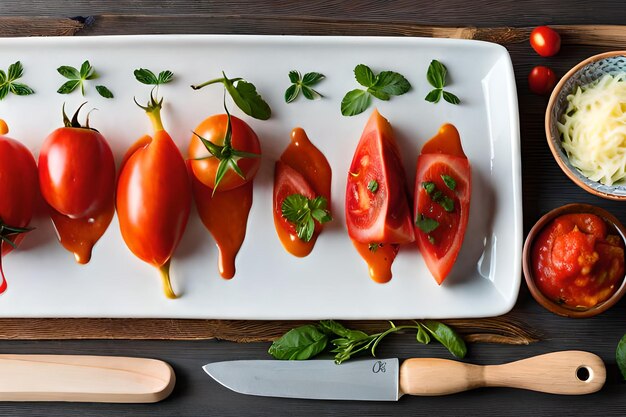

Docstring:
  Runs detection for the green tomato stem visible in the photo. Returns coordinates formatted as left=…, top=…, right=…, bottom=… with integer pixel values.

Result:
left=158, top=259, right=177, bottom=299
left=190, top=77, right=242, bottom=90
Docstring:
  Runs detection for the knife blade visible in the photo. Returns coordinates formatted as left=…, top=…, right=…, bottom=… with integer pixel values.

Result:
left=203, top=351, right=605, bottom=400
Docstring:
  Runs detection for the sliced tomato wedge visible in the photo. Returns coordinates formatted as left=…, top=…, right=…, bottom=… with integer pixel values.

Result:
left=414, top=124, right=471, bottom=284
left=345, top=109, right=414, bottom=244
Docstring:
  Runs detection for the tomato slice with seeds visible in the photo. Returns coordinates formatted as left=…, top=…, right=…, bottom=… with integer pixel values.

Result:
left=414, top=124, right=471, bottom=284
left=345, top=109, right=414, bottom=244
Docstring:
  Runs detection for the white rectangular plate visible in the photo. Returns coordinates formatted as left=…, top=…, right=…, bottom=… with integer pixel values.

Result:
left=0, top=35, right=521, bottom=319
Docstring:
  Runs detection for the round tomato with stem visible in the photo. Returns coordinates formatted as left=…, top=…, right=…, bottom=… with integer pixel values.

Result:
left=38, top=103, right=115, bottom=219
left=414, top=124, right=471, bottom=285
left=345, top=109, right=414, bottom=244
left=0, top=123, right=38, bottom=294
left=116, top=93, right=192, bottom=299
left=188, top=108, right=261, bottom=192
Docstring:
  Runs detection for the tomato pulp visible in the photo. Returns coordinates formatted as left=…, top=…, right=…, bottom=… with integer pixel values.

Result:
left=414, top=124, right=471, bottom=285
left=38, top=106, right=116, bottom=264
left=0, top=133, right=38, bottom=294
left=532, top=213, right=625, bottom=308
left=117, top=97, right=192, bottom=298
left=273, top=127, right=332, bottom=257
left=346, top=110, right=414, bottom=282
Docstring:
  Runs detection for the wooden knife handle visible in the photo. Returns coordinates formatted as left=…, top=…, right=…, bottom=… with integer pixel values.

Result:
left=0, top=354, right=175, bottom=402
left=399, top=351, right=605, bottom=396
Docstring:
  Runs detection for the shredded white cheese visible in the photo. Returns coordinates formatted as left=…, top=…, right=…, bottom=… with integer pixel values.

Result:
left=558, top=73, right=626, bottom=185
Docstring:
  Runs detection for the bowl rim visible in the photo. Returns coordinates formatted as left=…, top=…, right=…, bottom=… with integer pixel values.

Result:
left=545, top=50, right=626, bottom=201
left=522, top=203, right=626, bottom=318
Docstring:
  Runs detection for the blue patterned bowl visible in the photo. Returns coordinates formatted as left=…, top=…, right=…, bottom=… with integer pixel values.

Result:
left=546, top=51, right=626, bottom=200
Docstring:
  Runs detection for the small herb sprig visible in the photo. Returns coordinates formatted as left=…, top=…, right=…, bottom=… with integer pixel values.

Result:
left=134, top=68, right=173, bottom=87
left=268, top=319, right=466, bottom=364
left=0, top=61, right=34, bottom=100
left=285, top=71, right=325, bottom=103
left=341, top=64, right=411, bottom=116
left=191, top=71, right=271, bottom=120
left=281, top=194, right=332, bottom=242
left=617, top=334, right=626, bottom=379
left=425, top=60, right=460, bottom=105
left=57, top=60, right=113, bottom=99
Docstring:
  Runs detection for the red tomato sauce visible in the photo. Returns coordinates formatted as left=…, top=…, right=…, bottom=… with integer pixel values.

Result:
left=352, top=242, right=399, bottom=284
left=273, top=127, right=331, bottom=257
left=532, top=213, right=625, bottom=308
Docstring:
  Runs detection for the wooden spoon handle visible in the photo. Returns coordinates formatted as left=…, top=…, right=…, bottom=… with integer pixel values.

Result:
left=0, top=354, right=175, bottom=402
left=399, top=351, right=605, bottom=396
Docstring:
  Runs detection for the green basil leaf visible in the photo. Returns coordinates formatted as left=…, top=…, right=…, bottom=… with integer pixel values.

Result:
left=134, top=68, right=159, bottom=84
left=57, top=79, right=81, bottom=94
left=367, top=179, right=379, bottom=193
left=0, top=85, right=9, bottom=101
left=422, top=320, right=467, bottom=358
left=284, top=84, right=300, bottom=103
left=268, top=324, right=328, bottom=360
left=0, top=70, right=6, bottom=85
left=57, top=65, right=80, bottom=80
left=425, top=88, right=442, bottom=103
left=415, top=214, right=439, bottom=233
left=231, top=80, right=271, bottom=120
left=9, top=82, right=34, bottom=96
left=438, top=195, right=454, bottom=213
left=422, top=181, right=436, bottom=194
left=341, top=89, right=371, bottom=116
left=354, top=64, right=375, bottom=87
left=80, top=60, right=96, bottom=79
left=288, top=70, right=301, bottom=84
left=443, top=90, right=461, bottom=105
left=96, top=85, right=114, bottom=99
left=618, top=334, right=626, bottom=380
left=368, top=88, right=390, bottom=101
left=7, top=61, right=24, bottom=81
left=416, top=323, right=431, bottom=344
left=302, top=72, right=325, bottom=86
left=441, top=174, right=457, bottom=190
left=320, top=320, right=369, bottom=341
left=426, top=60, right=446, bottom=89
left=372, top=71, right=411, bottom=96
left=157, top=70, right=174, bottom=85
left=301, top=85, right=320, bottom=100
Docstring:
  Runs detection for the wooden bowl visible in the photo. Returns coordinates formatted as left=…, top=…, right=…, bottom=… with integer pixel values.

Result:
left=522, top=203, right=626, bottom=318
left=545, top=51, right=626, bottom=200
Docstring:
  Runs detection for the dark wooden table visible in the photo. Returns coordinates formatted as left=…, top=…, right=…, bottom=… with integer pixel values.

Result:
left=2, top=1, right=626, bottom=416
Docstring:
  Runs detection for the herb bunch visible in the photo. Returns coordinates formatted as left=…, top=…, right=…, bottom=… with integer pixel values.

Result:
left=425, top=60, right=460, bottom=105
left=0, top=61, right=34, bottom=100
left=285, top=70, right=325, bottom=103
left=57, top=60, right=113, bottom=98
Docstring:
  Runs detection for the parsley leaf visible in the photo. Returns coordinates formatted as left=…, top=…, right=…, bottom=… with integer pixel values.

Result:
left=425, top=60, right=460, bottom=105
left=0, top=61, right=34, bottom=100
left=285, top=70, right=325, bottom=103
left=367, top=179, right=379, bottom=193
left=191, top=71, right=271, bottom=120
left=423, top=180, right=455, bottom=213
left=415, top=214, right=439, bottom=233
left=341, top=64, right=411, bottom=116
left=57, top=60, right=112, bottom=98
left=281, top=194, right=332, bottom=242
left=422, top=181, right=436, bottom=194
left=442, top=174, right=457, bottom=190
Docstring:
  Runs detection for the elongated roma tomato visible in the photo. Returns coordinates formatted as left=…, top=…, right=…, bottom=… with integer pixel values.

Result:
left=38, top=104, right=116, bottom=264
left=414, top=124, right=471, bottom=285
left=0, top=123, right=38, bottom=294
left=116, top=94, right=192, bottom=299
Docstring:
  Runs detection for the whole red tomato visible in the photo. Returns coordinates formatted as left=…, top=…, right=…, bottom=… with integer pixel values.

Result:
left=117, top=95, right=191, bottom=299
left=39, top=104, right=115, bottom=219
left=528, top=66, right=558, bottom=95
left=530, top=26, right=561, bottom=57
left=0, top=130, right=38, bottom=294
left=188, top=113, right=261, bottom=192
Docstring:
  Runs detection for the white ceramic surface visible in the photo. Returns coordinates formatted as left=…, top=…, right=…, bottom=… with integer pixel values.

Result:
left=0, top=35, right=521, bottom=319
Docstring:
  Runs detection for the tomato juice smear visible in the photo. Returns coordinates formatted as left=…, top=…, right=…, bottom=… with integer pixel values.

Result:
left=273, top=127, right=331, bottom=257
left=532, top=213, right=625, bottom=309
left=193, top=175, right=253, bottom=279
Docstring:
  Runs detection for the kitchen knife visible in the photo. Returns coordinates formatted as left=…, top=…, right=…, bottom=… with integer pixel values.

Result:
left=0, top=354, right=175, bottom=402
left=203, top=350, right=604, bottom=400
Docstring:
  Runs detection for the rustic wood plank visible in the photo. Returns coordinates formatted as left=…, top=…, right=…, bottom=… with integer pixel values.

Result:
left=0, top=17, right=85, bottom=37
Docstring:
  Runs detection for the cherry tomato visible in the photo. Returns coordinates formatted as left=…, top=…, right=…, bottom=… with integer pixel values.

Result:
left=530, top=26, right=561, bottom=57
left=528, top=66, right=557, bottom=95
left=414, top=125, right=471, bottom=285
left=39, top=104, right=115, bottom=219
left=345, top=109, right=414, bottom=244
left=117, top=95, right=192, bottom=299
left=189, top=114, right=261, bottom=192
left=0, top=130, right=38, bottom=294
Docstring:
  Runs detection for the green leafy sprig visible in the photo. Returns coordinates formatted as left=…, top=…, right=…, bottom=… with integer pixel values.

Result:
left=285, top=71, right=325, bottom=103
left=268, top=319, right=466, bottom=364
left=191, top=71, right=271, bottom=120
left=57, top=60, right=113, bottom=99
left=425, top=60, right=460, bottom=105
left=341, top=64, right=411, bottom=116
left=0, top=61, right=34, bottom=100
left=281, top=194, right=332, bottom=242
left=617, top=334, right=626, bottom=379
